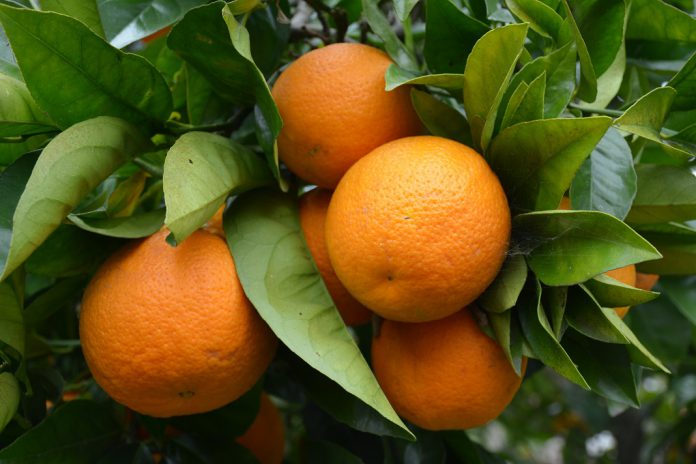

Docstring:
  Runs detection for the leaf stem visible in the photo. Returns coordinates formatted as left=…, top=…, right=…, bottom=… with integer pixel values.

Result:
left=569, top=104, right=623, bottom=118
left=133, top=157, right=164, bottom=178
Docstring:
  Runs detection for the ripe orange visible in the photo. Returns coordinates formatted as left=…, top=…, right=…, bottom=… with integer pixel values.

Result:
left=299, top=189, right=372, bottom=326
left=325, top=136, right=511, bottom=322
left=635, top=272, right=659, bottom=291
left=271, top=42, right=423, bottom=188
left=372, top=307, right=525, bottom=430
left=80, top=229, right=277, bottom=417
left=237, top=393, right=285, bottom=464
left=606, top=265, right=637, bottom=318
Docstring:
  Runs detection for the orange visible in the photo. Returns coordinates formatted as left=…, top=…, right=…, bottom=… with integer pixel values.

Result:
left=557, top=197, right=637, bottom=318
left=325, top=136, right=511, bottom=322
left=372, top=307, right=525, bottom=430
left=237, top=393, right=285, bottom=464
left=271, top=43, right=423, bottom=188
left=299, top=189, right=372, bottom=326
left=606, top=265, right=637, bottom=318
left=80, top=229, right=277, bottom=417
left=635, top=272, right=659, bottom=291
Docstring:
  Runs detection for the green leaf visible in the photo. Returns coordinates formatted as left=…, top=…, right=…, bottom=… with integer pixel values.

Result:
left=443, top=430, right=507, bottom=464
left=98, top=0, right=206, bottom=49
left=659, top=276, right=696, bottom=326
left=489, top=310, right=525, bottom=375
left=0, top=25, right=20, bottom=80
left=285, top=352, right=412, bottom=439
left=506, top=0, right=565, bottom=40
left=167, top=2, right=254, bottom=105
left=488, top=116, right=611, bottom=212
left=560, top=0, right=597, bottom=102
left=394, top=0, right=419, bottom=21
left=569, top=127, right=637, bottom=220
left=604, top=307, right=669, bottom=372
left=0, top=372, right=19, bottom=433
left=23, top=276, right=85, bottom=326
left=562, top=331, right=639, bottom=407
left=40, top=0, right=104, bottom=37
left=0, top=151, right=38, bottom=274
left=478, top=255, right=527, bottom=313
left=305, top=441, right=364, bottom=464
left=669, top=52, right=696, bottom=111
left=68, top=209, right=165, bottom=239
left=583, top=274, right=659, bottom=308
left=506, top=72, right=545, bottom=127
left=221, top=4, right=285, bottom=190
left=225, top=189, right=412, bottom=439
left=544, top=285, right=567, bottom=339
left=184, top=65, right=230, bottom=126
left=0, top=74, right=55, bottom=137
left=0, top=400, right=121, bottom=463
left=463, top=23, right=529, bottom=151
left=384, top=65, right=464, bottom=91
left=614, top=86, right=693, bottom=159
left=410, top=89, right=472, bottom=146
left=0, top=6, right=172, bottom=129
left=627, top=0, right=696, bottom=43
left=0, top=116, right=149, bottom=281
left=361, top=0, right=418, bottom=71
left=424, top=0, right=489, bottom=74
left=517, top=278, right=590, bottom=389
left=635, top=222, right=696, bottom=275
left=163, top=132, right=272, bottom=244
left=565, top=285, right=629, bottom=344
left=499, top=81, right=529, bottom=132
left=569, top=0, right=625, bottom=78
left=626, top=164, right=696, bottom=224
left=0, top=280, right=23, bottom=362
left=513, top=210, right=662, bottom=286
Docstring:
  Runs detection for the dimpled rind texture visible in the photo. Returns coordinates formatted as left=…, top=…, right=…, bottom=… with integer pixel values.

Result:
left=371, top=308, right=526, bottom=430
left=79, top=229, right=278, bottom=417
left=271, top=42, right=423, bottom=189
left=606, top=264, right=637, bottom=318
left=237, top=393, right=286, bottom=464
left=325, top=135, right=511, bottom=323
left=299, top=189, right=373, bottom=326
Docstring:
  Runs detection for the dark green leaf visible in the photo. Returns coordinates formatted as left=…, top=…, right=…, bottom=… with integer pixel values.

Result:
left=23, top=276, right=85, bottom=326
left=443, top=430, right=506, bottom=464
left=0, top=6, right=172, bottom=129
left=0, top=372, right=19, bottom=433
left=565, top=285, right=629, bottom=344
left=626, top=164, right=696, bottom=224
left=0, top=25, right=20, bottom=80
left=424, top=0, right=489, bottom=74
left=544, top=285, right=567, bottom=339
left=185, top=65, right=231, bottom=126
left=167, top=2, right=254, bottom=105
left=463, top=23, right=528, bottom=151
left=0, top=400, right=121, bottom=463
left=562, top=331, right=639, bottom=407
left=627, top=0, right=696, bottom=43
left=0, top=280, right=23, bottom=361
left=560, top=0, right=597, bottom=102
left=603, top=307, right=669, bottom=372
left=225, top=189, right=412, bottom=439
left=488, top=116, right=611, bottom=212
left=583, top=273, right=659, bottom=307
left=410, top=89, right=472, bottom=146
left=569, top=127, right=637, bottom=220
left=669, top=51, right=696, bottom=111
left=384, top=65, right=464, bottom=91
left=513, top=210, right=662, bottom=286
left=68, top=209, right=165, bottom=238
left=569, top=0, right=625, bottom=77
left=517, top=278, right=590, bottom=388
left=0, top=74, right=55, bottom=137
left=659, top=276, right=696, bottom=325
left=394, top=0, right=419, bottom=21
left=489, top=310, right=525, bottom=375
left=362, top=0, right=417, bottom=71
left=40, top=0, right=104, bottom=37
left=305, top=440, right=364, bottom=464
left=163, top=132, right=272, bottom=244
left=478, top=255, right=527, bottom=313
left=0, top=117, right=148, bottom=281
left=635, top=222, right=696, bottom=275
left=98, top=0, right=206, bottom=49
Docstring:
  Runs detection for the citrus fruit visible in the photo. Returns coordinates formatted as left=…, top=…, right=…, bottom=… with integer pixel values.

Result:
left=606, top=265, right=637, bottom=318
left=325, top=136, right=511, bottom=322
left=271, top=42, right=422, bottom=188
left=635, top=272, right=659, bottom=291
left=299, top=188, right=372, bottom=326
left=372, top=307, right=525, bottom=430
left=237, top=393, right=285, bottom=464
left=79, top=229, right=277, bottom=417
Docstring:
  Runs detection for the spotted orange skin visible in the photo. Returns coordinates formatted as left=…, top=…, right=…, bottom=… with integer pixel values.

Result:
left=299, top=189, right=372, bottom=326
left=271, top=43, right=423, bottom=188
left=80, top=229, right=277, bottom=417
left=325, top=136, right=511, bottom=322
left=237, top=393, right=285, bottom=464
left=372, top=307, right=526, bottom=430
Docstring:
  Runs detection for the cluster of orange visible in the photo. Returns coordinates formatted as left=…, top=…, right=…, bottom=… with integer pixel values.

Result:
left=275, top=43, right=523, bottom=430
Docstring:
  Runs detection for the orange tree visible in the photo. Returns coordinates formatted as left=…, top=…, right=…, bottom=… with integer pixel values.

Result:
left=0, top=0, right=695, bottom=462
